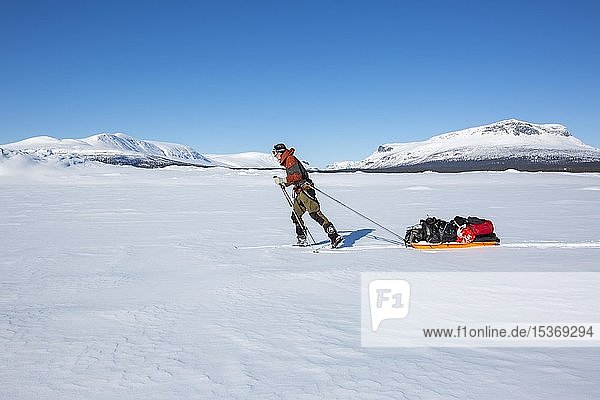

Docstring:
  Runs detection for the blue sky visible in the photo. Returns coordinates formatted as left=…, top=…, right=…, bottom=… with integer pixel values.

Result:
left=1, top=0, right=599, bottom=166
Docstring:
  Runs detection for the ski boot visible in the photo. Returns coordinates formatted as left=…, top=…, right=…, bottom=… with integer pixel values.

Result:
left=326, top=224, right=343, bottom=248
left=295, top=235, right=309, bottom=247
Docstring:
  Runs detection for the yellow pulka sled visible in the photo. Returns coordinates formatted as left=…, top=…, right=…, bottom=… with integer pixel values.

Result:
left=410, top=241, right=500, bottom=250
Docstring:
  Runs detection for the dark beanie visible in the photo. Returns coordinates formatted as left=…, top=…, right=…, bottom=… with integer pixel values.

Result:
left=273, top=143, right=287, bottom=153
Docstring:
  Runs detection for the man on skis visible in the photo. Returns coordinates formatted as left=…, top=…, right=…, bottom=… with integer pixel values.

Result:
left=272, top=143, right=343, bottom=248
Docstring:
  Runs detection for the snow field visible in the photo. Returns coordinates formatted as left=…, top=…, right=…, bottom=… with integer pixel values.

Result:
left=1, top=165, right=599, bottom=399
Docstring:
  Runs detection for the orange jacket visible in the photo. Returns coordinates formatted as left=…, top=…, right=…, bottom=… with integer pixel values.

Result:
left=279, top=148, right=311, bottom=190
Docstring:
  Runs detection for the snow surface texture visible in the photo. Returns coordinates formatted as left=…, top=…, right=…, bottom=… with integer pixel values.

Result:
left=327, top=119, right=600, bottom=171
left=1, top=165, right=599, bottom=399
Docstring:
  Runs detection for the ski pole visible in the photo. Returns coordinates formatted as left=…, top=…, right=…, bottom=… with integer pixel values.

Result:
left=311, top=185, right=408, bottom=245
left=275, top=179, right=318, bottom=251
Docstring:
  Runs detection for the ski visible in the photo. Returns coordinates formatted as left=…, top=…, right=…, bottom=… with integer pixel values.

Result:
left=233, top=244, right=294, bottom=250
left=233, top=243, right=321, bottom=252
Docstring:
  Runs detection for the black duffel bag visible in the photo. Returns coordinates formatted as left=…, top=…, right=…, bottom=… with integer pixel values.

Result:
left=405, top=217, right=458, bottom=244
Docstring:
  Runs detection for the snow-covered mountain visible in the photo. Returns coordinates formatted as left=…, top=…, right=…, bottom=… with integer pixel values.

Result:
left=204, top=152, right=281, bottom=169
left=1, top=133, right=215, bottom=168
left=3, top=120, right=599, bottom=172
left=0, top=134, right=302, bottom=170
left=327, top=119, right=600, bottom=172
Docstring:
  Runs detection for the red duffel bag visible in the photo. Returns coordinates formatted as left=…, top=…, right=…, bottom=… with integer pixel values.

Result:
left=469, top=220, right=494, bottom=236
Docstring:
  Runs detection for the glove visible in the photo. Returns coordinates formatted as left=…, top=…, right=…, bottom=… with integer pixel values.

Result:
left=301, top=182, right=313, bottom=190
left=273, top=176, right=286, bottom=186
